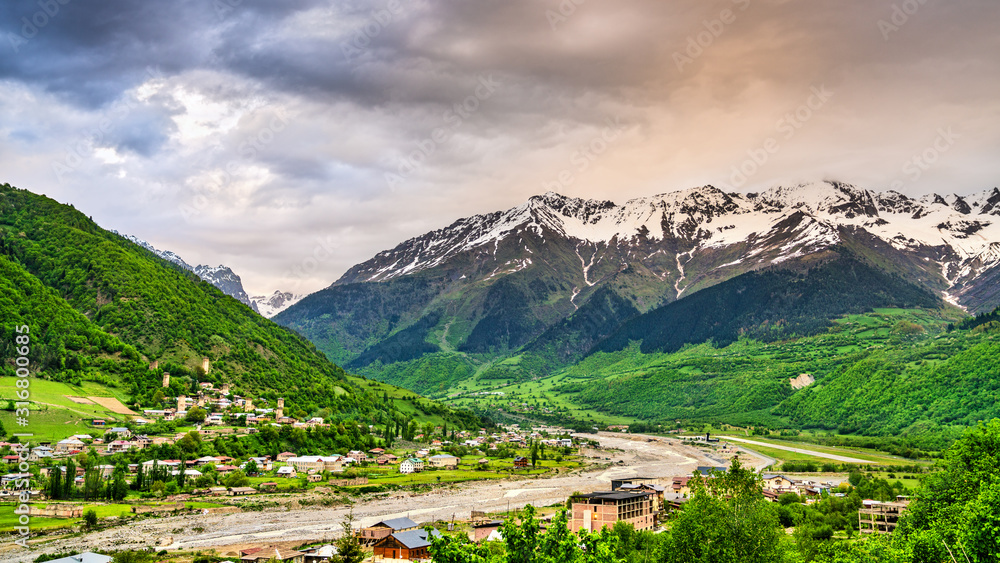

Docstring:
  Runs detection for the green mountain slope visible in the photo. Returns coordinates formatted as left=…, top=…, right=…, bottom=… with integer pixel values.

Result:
left=592, top=250, right=943, bottom=355
left=442, top=307, right=998, bottom=450
left=0, top=183, right=486, bottom=433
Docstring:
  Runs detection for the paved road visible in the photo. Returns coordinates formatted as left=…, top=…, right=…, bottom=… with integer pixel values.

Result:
left=719, top=436, right=870, bottom=464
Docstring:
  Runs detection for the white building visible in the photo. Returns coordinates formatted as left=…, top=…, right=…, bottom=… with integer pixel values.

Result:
left=400, top=458, right=424, bottom=474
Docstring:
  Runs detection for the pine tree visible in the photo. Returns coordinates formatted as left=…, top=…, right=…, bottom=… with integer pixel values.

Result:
left=63, top=459, right=75, bottom=499
left=133, top=464, right=144, bottom=491
left=332, top=512, right=366, bottom=563
left=49, top=466, right=62, bottom=500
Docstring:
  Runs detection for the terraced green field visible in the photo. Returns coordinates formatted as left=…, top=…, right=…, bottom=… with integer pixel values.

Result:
left=0, top=378, right=131, bottom=441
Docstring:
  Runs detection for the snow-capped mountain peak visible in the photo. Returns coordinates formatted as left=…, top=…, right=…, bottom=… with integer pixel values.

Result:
left=251, top=290, right=304, bottom=318
left=336, top=181, right=1000, bottom=312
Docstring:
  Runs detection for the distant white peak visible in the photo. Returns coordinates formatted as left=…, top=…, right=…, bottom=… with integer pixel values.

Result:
left=195, top=265, right=233, bottom=276
left=757, top=181, right=870, bottom=213
left=964, top=188, right=999, bottom=210
left=251, top=290, right=303, bottom=318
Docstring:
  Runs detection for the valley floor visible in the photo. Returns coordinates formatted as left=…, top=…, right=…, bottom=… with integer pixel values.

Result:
left=5, top=433, right=764, bottom=562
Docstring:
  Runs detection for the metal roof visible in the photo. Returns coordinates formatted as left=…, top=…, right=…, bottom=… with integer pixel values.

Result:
left=375, top=516, right=419, bottom=530
left=390, top=528, right=441, bottom=549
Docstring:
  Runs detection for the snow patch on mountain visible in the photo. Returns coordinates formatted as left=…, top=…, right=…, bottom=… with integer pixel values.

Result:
left=339, top=182, right=1000, bottom=311
left=251, top=290, right=304, bottom=318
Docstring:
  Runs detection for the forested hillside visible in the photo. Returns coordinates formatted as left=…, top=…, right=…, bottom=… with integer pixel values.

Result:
left=0, top=183, right=486, bottom=431
left=560, top=308, right=997, bottom=442
left=592, top=252, right=942, bottom=355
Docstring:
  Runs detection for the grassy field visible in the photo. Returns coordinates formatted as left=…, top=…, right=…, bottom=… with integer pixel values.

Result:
left=724, top=435, right=934, bottom=467
left=0, top=501, right=227, bottom=532
left=348, top=376, right=459, bottom=428
left=0, top=377, right=129, bottom=441
left=337, top=450, right=585, bottom=487
left=445, top=370, right=636, bottom=427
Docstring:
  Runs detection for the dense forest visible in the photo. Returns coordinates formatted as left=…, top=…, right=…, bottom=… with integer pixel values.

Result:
left=592, top=252, right=942, bottom=356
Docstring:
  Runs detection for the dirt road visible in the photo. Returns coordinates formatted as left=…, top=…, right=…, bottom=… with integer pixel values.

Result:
left=5, top=433, right=767, bottom=562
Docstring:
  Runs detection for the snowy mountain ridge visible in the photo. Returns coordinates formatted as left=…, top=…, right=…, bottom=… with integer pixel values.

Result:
left=250, top=290, right=304, bottom=318
left=337, top=181, right=1000, bottom=311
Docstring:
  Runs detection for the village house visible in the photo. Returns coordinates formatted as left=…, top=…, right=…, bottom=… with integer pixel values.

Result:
left=194, top=455, right=220, bottom=466
left=428, top=454, right=460, bottom=469
left=106, top=440, right=132, bottom=454
left=28, top=446, right=54, bottom=462
left=276, top=466, right=297, bottom=478
left=372, top=528, right=441, bottom=561
left=399, top=458, right=424, bottom=474
left=570, top=491, right=656, bottom=533
left=54, top=438, right=85, bottom=453
left=276, top=452, right=297, bottom=462
left=300, top=544, right=338, bottom=563
left=376, top=453, right=399, bottom=465
left=1, top=473, right=32, bottom=488
left=345, top=450, right=368, bottom=463
left=245, top=457, right=272, bottom=472
left=94, top=465, right=115, bottom=479
left=358, top=517, right=419, bottom=544
left=615, top=482, right=667, bottom=517
left=105, top=427, right=132, bottom=439
left=513, top=456, right=529, bottom=469
left=761, top=474, right=798, bottom=493
left=240, top=546, right=304, bottom=563
left=286, top=455, right=343, bottom=473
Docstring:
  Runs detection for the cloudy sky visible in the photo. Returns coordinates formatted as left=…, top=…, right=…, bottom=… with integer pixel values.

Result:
left=2, top=0, right=999, bottom=295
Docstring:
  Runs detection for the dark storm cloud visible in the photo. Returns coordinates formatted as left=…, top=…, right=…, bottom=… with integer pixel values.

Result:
left=1, top=0, right=999, bottom=294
